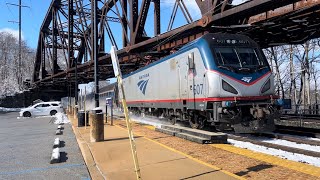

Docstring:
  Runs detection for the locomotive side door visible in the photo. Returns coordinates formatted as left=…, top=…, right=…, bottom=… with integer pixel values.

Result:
left=187, top=52, right=196, bottom=110
left=178, top=57, right=188, bottom=99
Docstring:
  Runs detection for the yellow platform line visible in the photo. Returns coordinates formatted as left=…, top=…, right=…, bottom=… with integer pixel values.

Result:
left=115, top=125, right=244, bottom=180
left=211, top=144, right=320, bottom=177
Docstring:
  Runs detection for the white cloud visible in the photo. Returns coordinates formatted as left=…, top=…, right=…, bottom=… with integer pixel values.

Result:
left=0, top=28, right=24, bottom=40
left=232, top=0, right=250, bottom=5
left=160, top=0, right=250, bottom=20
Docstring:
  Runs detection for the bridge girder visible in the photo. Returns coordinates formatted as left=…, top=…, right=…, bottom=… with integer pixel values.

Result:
left=32, top=0, right=320, bottom=92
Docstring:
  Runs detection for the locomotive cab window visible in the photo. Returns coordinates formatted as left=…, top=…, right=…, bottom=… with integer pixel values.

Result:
left=213, top=47, right=268, bottom=70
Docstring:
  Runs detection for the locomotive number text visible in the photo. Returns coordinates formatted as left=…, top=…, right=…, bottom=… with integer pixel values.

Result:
left=190, top=84, right=203, bottom=95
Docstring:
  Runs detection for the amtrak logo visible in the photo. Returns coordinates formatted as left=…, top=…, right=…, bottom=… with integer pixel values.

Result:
left=241, top=77, right=252, bottom=83
left=137, top=79, right=149, bottom=95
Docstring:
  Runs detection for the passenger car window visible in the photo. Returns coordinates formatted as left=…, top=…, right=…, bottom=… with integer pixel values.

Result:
left=42, top=104, right=51, bottom=107
left=34, top=104, right=42, bottom=108
left=51, top=104, right=59, bottom=106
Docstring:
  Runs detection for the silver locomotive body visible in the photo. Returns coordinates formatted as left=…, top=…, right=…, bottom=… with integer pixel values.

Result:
left=122, top=33, right=281, bottom=133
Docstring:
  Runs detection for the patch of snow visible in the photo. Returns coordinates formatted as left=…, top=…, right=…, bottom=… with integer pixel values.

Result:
left=309, top=137, right=320, bottom=142
left=113, top=109, right=188, bottom=128
left=273, top=132, right=320, bottom=142
left=130, top=115, right=165, bottom=128
left=0, top=107, right=21, bottom=112
left=112, top=109, right=167, bottom=128
left=228, top=139, right=320, bottom=167
left=17, top=117, right=29, bottom=119
left=53, top=113, right=70, bottom=124
left=35, top=116, right=52, bottom=118
left=17, top=115, right=53, bottom=119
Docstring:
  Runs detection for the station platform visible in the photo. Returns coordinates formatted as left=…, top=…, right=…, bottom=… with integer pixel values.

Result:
left=68, top=115, right=241, bottom=180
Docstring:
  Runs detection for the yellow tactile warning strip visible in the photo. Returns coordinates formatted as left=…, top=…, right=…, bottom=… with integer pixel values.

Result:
left=144, top=125, right=156, bottom=130
left=142, top=124, right=320, bottom=178
left=116, top=125, right=245, bottom=180
left=211, top=144, right=320, bottom=178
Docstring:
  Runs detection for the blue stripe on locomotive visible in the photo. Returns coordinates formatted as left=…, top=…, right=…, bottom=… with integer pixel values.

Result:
left=123, top=34, right=271, bottom=83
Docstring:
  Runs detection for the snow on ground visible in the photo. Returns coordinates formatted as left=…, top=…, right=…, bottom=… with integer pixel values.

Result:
left=17, top=116, right=52, bottom=119
left=53, top=113, right=70, bottom=124
left=129, top=114, right=169, bottom=128
left=0, top=107, right=20, bottom=112
left=228, top=139, right=320, bottom=167
left=309, top=137, right=320, bottom=142
left=112, top=109, right=186, bottom=128
left=273, top=132, right=320, bottom=142
left=249, top=137, right=320, bottom=153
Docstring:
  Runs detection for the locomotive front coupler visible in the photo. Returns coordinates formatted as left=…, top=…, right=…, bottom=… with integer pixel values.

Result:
left=250, top=105, right=266, bottom=119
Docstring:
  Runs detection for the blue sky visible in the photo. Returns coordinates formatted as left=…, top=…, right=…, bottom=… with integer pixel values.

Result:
left=0, top=0, right=200, bottom=49
left=0, top=0, right=246, bottom=49
left=0, top=0, right=51, bottom=48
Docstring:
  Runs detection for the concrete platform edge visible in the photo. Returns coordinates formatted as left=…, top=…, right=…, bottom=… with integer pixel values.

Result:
left=68, top=115, right=105, bottom=180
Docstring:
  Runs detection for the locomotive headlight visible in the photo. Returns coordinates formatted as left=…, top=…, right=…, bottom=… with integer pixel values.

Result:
left=222, top=80, right=238, bottom=94
left=261, top=79, right=271, bottom=93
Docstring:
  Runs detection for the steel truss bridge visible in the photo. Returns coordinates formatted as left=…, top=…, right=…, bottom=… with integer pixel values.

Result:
left=29, top=0, right=320, bottom=101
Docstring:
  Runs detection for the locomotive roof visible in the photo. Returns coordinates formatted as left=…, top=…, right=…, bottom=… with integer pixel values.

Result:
left=123, top=33, right=258, bottom=79
left=180, top=33, right=258, bottom=51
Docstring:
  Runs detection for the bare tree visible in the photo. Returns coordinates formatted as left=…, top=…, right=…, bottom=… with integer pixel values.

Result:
left=0, top=32, right=35, bottom=97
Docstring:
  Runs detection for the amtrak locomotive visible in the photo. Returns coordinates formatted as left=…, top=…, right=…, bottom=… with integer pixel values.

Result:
left=121, top=33, right=281, bottom=133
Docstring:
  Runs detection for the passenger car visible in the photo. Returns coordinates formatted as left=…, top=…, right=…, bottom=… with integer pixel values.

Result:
left=19, top=101, right=63, bottom=117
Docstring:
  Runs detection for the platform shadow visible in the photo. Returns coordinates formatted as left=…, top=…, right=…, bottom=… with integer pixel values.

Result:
left=60, top=152, right=68, bottom=163
left=235, top=164, right=273, bottom=176
left=180, top=170, right=219, bottom=180
left=60, top=140, right=66, bottom=148
left=56, top=131, right=64, bottom=135
left=104, top=136, right=143, bottom=142
left=152, top=135, right=174, bottom=140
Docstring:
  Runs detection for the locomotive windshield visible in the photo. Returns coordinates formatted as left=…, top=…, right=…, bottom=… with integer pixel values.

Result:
left=215, top=47, right=266, bottom=67
left=213, top=47, right=269, bottom=72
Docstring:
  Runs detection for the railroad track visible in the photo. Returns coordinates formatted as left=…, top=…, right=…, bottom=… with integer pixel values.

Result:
left=262, top=133, right=320, bottom=146
left=228, top=133, right=320, bottom=158
left=275, top=126, right=320, bottom=138
left=280, top=114, right=320, bottom=122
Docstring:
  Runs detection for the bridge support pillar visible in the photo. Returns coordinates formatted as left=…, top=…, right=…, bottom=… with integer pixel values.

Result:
left=89, top=109, right=104, bottom=142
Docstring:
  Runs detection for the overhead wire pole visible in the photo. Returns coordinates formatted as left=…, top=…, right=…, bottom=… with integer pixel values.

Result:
left=92, top=0, right=99, bottom=107
left=19, top=0, right=21, bottom=89
left=6, top=1, right=29, bottom=90
left=69, top=0, right=77, bottom=106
